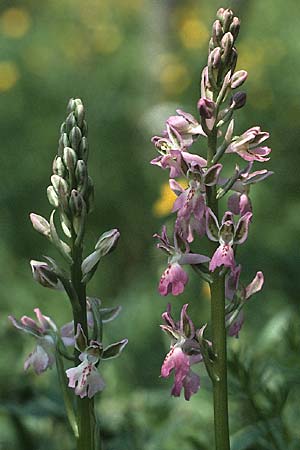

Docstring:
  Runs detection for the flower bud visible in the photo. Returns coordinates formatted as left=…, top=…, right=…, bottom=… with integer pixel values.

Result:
left=222, top=9, right=234, bottom=32
left=67, top=98, right=76, bottom=113
left=75, top=104, right=85, bottom=127
left=65, top=112, right=77, bottom=134
left=60, top=122, right=66, bottom=134
left=52, top=156, right=65, bottom=177
left=75, top=160, right=88, bottom=194
left=79, top=136, right=89, bottom=162
left=47, top=185, right=59, bottom=208
left=95, top=228, right=120, bottom=256
left=30, top=260, right=63, bottom=290
left=69, top=126, right=82, bottom=151
left=63, top=147, right=77, bottom=173
left=217, top=8, right=225, bottom=21
left=197, top=97, right=215, bottom=119
left=231, top=70, right=248, bottom=89
left=51, top=174, right=69, bottom=196
left=221, top=32, right=234, bottom=64
left=230, top=17, right=240, bottom=41
left=69, top=189, right=84, bottom=216
left=212, top=20, right=223, bottom=46
left=209, top=47, right=221, bottom=69
left=230, top=92, right=247, bottom=110
left=30, top=213, right=51, bottom=237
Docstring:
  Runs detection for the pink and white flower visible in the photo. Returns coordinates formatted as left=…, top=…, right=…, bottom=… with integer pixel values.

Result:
left=226, top=126, right=271, bottom=162
left=155, top=227, right=210, bottom=296
left=160, top=304, right=203, bottom=400
left=8, top=308, right=57, bottom=374
left=206, top=209, right=252, bottom=272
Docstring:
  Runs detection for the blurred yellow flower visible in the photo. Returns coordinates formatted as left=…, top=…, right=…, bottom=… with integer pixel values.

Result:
left=92, top=24, right=123, bottom=54
left=153, top=180, right=188, bottom=217
left=179, top=18, right=209, bottom=50
left=0, top=61, right=19, bottom=92
left=0, top=8, right=31, bottom=39
left=159, top=61, right=190, bottom=96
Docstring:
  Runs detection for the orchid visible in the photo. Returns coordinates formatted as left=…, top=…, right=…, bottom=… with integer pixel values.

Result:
left=206, top=209, right=252, bottom=271
left=154, top=226, right=210, bottom=296
left=9, top=308, right=56, bottom=374
left=66, top=325, right=127, bottom=399
left=170, top=163, right=222, bottom=242
left=149, top=6, right=271, bottom=448
left=160, top=304, right=204, bottom=400
left=166, top=109, right=206, bottom=147
left=226, top=126, right=271, bottom=162
left=10, top=99, right=128, bottom=449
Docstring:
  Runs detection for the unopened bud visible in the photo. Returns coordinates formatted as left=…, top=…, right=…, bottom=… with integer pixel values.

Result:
left=217, top=8, right=225, bottom=21
left=212, top=20, right=223, bottom=46
left=95, top=228, right=120, bottom=256
left=75, top=104, right=85, bottom=127
left=58, top=132, right=70, bottom=157
left=230, top=17, right=240, bottom=41
left=230, top=92, right=247, bottom=110
left=75, top=159, right=87, bottom=190
left=231, top=70, right=248, bottom=89
left=223, top=9, right=234, bottom=32
left=30, top=213, right=51, bottom=237
left=208, top=37, right=215, bottom=53
left=60, top=122, right=66, bottom=134
left=30, top=260, right=63, bottom=290
left=51, top=174, right=69, bottom=196
left=63, top=147, right=77, bottom=173
left=69, top=189, right=84, bottom=216
left=52, top=156, right=65, bottom=177
left=209, top=47, right=221, bottom=69
left=79, top=136, right=89, bottom=161
left=47, top=185, right=59, bottom=208
left=69, top=126, right=82, bottom=151
left=197, top=97, right=215, bottom=119
left=221, top=32, right=234, bottom=64
left=67, top=98, right=76, bottom=113
left=65, top=112, right=77, bottom=134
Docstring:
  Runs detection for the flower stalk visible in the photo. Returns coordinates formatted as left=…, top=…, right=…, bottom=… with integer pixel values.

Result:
left=9, top=99, right=127, bottom=450
left=151, top=7, right=271, bottom=450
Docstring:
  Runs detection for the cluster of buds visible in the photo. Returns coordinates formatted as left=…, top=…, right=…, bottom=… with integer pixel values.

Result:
left=30, top=99, right=95, bottom=263
left=151, top=9, right=272, bottom=399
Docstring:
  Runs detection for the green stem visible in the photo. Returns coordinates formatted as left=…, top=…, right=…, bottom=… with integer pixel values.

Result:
left=71, top=243, right=100, bottom=450
left=207, top=129, right=230, bottom=450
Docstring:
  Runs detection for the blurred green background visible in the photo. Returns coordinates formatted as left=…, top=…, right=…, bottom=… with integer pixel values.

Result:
left=1, top=0, right=300, bottom=449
